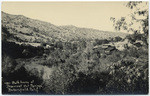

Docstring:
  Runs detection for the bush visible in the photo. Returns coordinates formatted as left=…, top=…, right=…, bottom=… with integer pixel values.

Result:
left=2, top=54, right=17, bottom=77
left=106, top=51, right=122, bottom=62
left=102, top=51, right=148, bottom=94
left=43, top=66, right=77, bottom=94
left=94, top=39, right=109, bottom=46
left=113, top=36, right=122, bottom=42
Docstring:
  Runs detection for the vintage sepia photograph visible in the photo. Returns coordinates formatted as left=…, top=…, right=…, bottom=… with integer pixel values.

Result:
left=1, top=1, right=149, bottom=95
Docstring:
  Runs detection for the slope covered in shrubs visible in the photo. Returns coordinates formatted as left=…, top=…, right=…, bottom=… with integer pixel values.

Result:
left=2, top=33, right=148, bottom=94
left=2, top=11, right=148, bottom=94
left=2, top=11, right=127, bottom=43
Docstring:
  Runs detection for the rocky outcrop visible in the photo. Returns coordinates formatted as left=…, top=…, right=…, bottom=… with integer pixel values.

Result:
left=110, top=39, right=133, bottom=51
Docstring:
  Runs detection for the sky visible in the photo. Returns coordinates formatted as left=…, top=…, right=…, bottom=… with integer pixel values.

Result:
left=2, top=2, right=131, bottom=32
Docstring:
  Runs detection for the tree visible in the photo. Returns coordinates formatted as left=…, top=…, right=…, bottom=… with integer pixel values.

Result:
left=114, top=36, right=122, bottom=42
left=110, top=1, right=148, bottom=44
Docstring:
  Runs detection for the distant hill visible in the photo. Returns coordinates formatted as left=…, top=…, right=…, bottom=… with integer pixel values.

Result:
left=2, top=11, right=128, bottom=43
left=59, top=25, right=127, bottom=40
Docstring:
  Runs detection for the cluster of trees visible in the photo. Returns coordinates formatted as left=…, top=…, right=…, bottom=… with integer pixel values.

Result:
left=2, top=41, right=44, bottom=59
left=39, top=35, right=148, bottom=94
left=2, top=34, right=148, bottom=94
left=40, top=2, right=148, bottom=94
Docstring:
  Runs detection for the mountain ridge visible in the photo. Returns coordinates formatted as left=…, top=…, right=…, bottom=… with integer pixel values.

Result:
left=2, top=11, right=128, bottom=43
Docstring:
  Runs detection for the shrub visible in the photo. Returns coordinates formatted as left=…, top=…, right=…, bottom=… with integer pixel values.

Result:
left=43, top=65, right=77, bottom=94
left=2, top=54, right=17, bottom=77
left=113, top=36, right=122, bottom=42
left=106, top=51, right=122, bottom=62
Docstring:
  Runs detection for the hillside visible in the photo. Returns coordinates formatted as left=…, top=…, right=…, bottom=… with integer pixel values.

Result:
left=60, top=25, right=127, bottom=40
left=2, top=11, right=127, bottom=43
left=2, top=11, right=148, bottom=95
